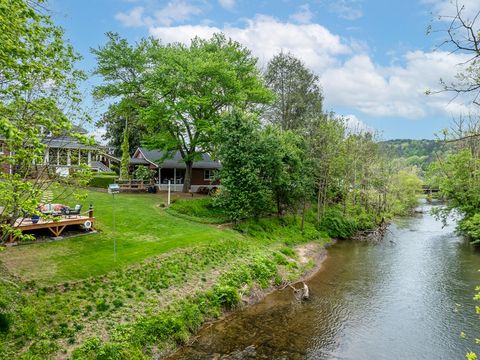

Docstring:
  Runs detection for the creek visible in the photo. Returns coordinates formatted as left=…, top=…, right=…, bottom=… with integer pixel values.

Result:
left=171, top=202, right=480, bottom=359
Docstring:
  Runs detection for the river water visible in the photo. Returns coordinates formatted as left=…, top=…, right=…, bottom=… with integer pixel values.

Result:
left=171, top=202, right=480, bottom=359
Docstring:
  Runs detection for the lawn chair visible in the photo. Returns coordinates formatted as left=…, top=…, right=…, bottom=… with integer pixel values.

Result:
left=62, top=204, right=82, bottom=218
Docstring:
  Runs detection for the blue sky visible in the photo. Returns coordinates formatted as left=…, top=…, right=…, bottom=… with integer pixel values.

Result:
left=50, top=0, right=480, bottom=140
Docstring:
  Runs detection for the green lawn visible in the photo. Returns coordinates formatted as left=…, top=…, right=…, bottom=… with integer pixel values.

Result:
left=0, top=189, right=241, bottom=284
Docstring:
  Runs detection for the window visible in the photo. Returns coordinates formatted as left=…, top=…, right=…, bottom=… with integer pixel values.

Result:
left=204, top=169, right=216, bottom=181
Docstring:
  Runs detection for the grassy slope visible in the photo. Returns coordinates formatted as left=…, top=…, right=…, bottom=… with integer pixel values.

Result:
left=0, top=190, right=241, bottom=284
left=0, top=191, right=329, bottom=359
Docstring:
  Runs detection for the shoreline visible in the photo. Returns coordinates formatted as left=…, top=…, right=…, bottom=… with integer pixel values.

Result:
left=166, top=238, right=334, bottom=359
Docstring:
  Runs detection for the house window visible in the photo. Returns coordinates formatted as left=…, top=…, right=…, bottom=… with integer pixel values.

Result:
left=204, top=169, right=216, bottom=181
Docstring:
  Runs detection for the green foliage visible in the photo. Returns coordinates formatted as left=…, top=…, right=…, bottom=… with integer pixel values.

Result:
left=111, top=33, right=272, bottom=192
left=264, top=51, right=323, bottom=131
left=458, top=214, right=480, bottom=245
left=88, top=174, right=118, bottom=188
left=0, top=0, right=91, bottom=242
left=133, top=166, right=154, bottom=181
left=215, top=111, right=274, bottom=220
left=168, top=197, right=227, bottom=224
left=212, top=285, right=241, bottom=309
left=0, top=313, right=9, bottom=333
left=387, top=169, right=423, bottom=215
left=428, top=150, right=480, bottom=221
left=120, top=125, right=130, bottom=179
left=92, top=32, right=151, bottom=157
left=319, top=208, right=357, bottom=239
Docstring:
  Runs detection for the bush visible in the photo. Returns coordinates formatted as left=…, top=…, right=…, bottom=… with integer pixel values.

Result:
left=458, top=213, right=480, bottom=245
left=212, top=285, right=241, bottom=309
left=89, top=175, right=117, bottom=189
left=319, top=208, right=356, bottom=239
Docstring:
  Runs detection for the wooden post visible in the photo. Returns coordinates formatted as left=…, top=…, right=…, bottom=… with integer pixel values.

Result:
left=89, top=204, right=94, bottom=218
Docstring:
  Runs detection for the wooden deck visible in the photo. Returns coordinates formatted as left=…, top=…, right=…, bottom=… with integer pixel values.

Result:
left=9, top=215, right=95, bottom=242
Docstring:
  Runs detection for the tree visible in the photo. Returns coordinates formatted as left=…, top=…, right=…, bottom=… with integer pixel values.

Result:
left=142, top=34, right=273, bottom=192
left=215, top=111, right=273, bottom=221
left=428, top=2, right=480, bottom=106
left=306, top=114, right=346, bottom=221
left=120, top=122, right=130, bottom=179
left=264, top=51, right=323, bottom=131
left=0, top=0, right=91, bottom=242
left=92, top=32, right=152, bottom=155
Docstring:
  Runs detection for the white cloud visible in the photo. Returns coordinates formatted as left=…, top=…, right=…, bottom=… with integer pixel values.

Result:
left=116, top=1, right=202, bottom=28
left=422, top=0, right=480, bottom=21
left=149, top=15, right=350, bottom=71
left=115, top=6, right=145, bottom=27
left=321, top=50, right=471, bottom=118
left=344, top=114, right=373, bottom=134
left=329, top=0, right=363, bottom=20
left=218, top=0, right=235, bottom=10
left=115, top=7, right=474, bottom=121
left=153, top=1, right=202, bottom=26
left=290, top=4, right=314, bottom=24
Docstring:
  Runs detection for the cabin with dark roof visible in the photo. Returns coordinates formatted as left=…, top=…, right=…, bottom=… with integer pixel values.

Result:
left=130, top=147, right=221, bottom=192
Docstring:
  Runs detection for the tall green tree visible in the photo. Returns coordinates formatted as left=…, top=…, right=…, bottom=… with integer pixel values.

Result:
left=215, top=111, right=273, bottom=221
left=142, top=34, right=273, bottom=192
left=0, top=0, right=91, bottom=242
left=264, top=51, right=323, bottom=131
left=91, top=32, right=152, bottom=155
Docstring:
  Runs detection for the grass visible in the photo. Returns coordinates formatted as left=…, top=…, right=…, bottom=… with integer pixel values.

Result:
left=167, top=197, right=228, bottom=224
left=0, top=189, right=242, bottom=284
left=0, top=190, right=332, bottom=359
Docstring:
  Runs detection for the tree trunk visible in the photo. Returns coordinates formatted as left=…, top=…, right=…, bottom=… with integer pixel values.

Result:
left=183, top=161, right=193, bottom=193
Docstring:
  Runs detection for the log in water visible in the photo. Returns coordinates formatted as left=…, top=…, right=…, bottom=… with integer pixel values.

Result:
left=171, top=202, right=480, bottom=359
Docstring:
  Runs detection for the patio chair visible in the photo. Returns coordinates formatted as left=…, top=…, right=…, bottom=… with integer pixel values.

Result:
left=62, top=204, right=82, bottom=217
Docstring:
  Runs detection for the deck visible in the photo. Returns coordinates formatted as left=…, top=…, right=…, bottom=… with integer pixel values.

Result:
left=9, top=215, right=95, bottom=242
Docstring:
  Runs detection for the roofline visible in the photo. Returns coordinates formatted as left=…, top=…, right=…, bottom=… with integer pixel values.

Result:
left=137, top=147, right=159, bottom=168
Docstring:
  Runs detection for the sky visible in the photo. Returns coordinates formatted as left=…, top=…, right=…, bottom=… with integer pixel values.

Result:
left=49, top=0, right=480, bottom=141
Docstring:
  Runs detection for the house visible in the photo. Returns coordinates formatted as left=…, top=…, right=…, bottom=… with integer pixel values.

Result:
left=130, top=147, right=221, bottom=192
left=0, top=135, right=117, bottom=176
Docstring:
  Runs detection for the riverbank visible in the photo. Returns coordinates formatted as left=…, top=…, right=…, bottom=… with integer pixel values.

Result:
left=168, top=202, right=480, bottom=359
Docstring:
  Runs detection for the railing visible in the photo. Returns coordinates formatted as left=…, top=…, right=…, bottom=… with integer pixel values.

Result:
left=116, top=179, right=153, bottom=192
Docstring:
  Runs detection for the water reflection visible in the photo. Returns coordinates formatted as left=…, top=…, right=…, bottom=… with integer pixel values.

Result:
left=171, top=203, right=480, bottom=359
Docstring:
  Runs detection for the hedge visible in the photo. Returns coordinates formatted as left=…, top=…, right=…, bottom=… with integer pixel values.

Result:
left=89, top=175, right=118, bottom=189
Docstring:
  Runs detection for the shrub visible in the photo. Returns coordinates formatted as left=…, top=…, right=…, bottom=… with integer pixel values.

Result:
left=133, top=166, right=154, bottom=181
left=89, top=175, right=118, bottom=189
left=319, top=208, right=356, bottom=239
left=458, top=214, right=480, bottom=245
left=212, top=285, right=241, bottom=309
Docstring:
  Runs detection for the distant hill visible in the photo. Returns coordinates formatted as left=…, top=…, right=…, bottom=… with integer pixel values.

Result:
left=378, top=139, right=449, bottom=173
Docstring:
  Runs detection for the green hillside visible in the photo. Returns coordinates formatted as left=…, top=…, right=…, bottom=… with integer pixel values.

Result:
left=379, top=139, right=449, bottom=173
